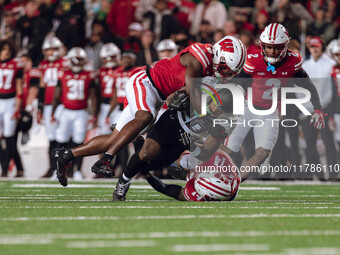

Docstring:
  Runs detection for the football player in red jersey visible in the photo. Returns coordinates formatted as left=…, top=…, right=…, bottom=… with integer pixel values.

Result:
left=50, top=36, right=246, bottom=187
left=38, top=36, right=68, bottom=178
left=225, top=23, right=325, bottom=182
left=0, top=40, right=24, bottom=177
left=329, top=41, right=340, bottom=177
left=145, top=150, right=240, bottom=202
left=51, top=47, right=99, bottom=185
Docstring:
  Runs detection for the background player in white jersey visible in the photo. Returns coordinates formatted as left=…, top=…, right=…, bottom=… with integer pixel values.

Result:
left=97, top=43, right=121, bottom=135
left=51, top=47, right=99, bottom=184
left=0, top=40, right=24, bottom=177
left=225, top=23, right=325, bottom=182
left=38, top=36, right=68, bottom=178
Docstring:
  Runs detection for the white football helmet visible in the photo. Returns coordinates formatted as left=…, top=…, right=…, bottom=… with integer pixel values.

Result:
left=157, top=39, right=178, bottom=59
left=212, top=36, right=246, bottom=79
left=100, top=43, right=121, bottom=68
left=42, top=36, right=63, bottom=62
left=330, top=40, right=340, bottom=64
left=194, top=170, right=240, bottom=201
left=259, top=23, right=290, bottom=64
left=67, top=47, right=87, bottom=73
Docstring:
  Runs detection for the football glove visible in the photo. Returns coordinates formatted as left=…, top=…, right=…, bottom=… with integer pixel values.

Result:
left=168, top=91, right=190, bottom=111
left=310, top=110, right=326, bottom=130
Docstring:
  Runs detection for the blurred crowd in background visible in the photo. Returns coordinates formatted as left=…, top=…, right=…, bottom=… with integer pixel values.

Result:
left=1, top=0, right=340, bottom=180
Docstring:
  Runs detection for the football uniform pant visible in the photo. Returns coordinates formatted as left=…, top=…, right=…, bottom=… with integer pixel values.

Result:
left=115, top=71, right=164, bottom=134
left=98, top=103, right=121, bottom=135
left=227, top=104, right=280, bottom=152
left=0, top=98, right=17, bottom=137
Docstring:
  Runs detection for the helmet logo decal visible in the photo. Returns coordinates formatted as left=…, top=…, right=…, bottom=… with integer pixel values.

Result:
left=219, top=39, right=235, bottom=53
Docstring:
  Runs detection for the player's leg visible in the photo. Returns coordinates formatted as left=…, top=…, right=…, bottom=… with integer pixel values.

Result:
left=93, top=71, right=162, bottom=174
left=112, top=137, right=161, bottom=201
left=2, top=98, right=18, bottom=177
left=53, top=109, right=73, bottom=186
left=242, top=115, right=280, bottom=182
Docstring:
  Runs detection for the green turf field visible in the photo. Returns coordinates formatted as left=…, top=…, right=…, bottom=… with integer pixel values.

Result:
left=0, top=180, right=340, bottom=255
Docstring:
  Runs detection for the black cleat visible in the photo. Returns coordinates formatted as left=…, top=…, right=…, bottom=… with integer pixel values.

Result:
left=112, top=179, right=131, bottom=201
left=51, top=148, right=71, bottom=187
left=91, top=159, right=115, bottom=178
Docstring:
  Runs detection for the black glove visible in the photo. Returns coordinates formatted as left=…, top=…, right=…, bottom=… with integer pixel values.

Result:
left=168, top=91, right=190, bottom=111
left=179, top=132, right=191, bottom=148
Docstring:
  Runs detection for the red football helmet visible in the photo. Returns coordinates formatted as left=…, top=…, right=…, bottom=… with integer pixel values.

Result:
left=259, top=23, right=290, bottom=64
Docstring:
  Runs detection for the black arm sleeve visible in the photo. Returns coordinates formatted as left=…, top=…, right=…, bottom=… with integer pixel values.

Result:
left=16, top=69, right=23, bottom=79
left=146, top=175, right=182, bottom=199
left=294, top=69, right=322, bottom=110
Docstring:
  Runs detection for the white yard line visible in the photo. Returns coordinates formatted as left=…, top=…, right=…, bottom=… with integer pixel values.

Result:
left=2, top=214, right=340, bottom=221
left=171, top=244, right=270, bottom=252
left=1, top=205, right=339, bottom=209
left=1, top=230, right=340, bottom=245
left=65, top=240, right=156, bottom=248
left=10, top=183, right=281, bottom=191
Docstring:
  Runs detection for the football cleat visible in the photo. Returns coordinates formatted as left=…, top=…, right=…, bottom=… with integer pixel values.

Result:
left=51, top=148, right=71, bottom=187
left=91, top=159, right=115, bottom=178
left=112, top=179, right=131, bottom=201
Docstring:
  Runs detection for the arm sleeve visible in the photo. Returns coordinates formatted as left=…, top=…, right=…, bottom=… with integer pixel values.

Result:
left=294, top=69, right=322, bottom=110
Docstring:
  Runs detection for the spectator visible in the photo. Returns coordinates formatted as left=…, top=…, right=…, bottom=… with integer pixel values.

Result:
left=223, top=20, right=238, bottom=37
left=253, top=8, right=269, bottom=38
left=298, top=37, right=338, bottom=180
left=15, top=0, right=47, bottom=66
left=170, top=0, right=196, bottom=33
left=84, top=30, right=104, bottom=71
left=307, top=6, right=336, bottom=44
left=195, top=20, right=214, bottom=44
left=213, top=29, right=224, bottom=43
left=238, top=29, right=259, bottom=54
left=106, top=0, right=139, bottom=39
left=142, top=0, right=180, bottom=44
left=173, top=28, right=194, bottom=52
left=251, top=0, right=269, bottom=24
left=91, top=20, right=124, bottom=50
left=233, top=8, right=254, bottom=34
left=136, top=30, right=158, bottom=66
left=124, top=22, right=143, bottom=54
left=190, top=0, right=227, bottom=36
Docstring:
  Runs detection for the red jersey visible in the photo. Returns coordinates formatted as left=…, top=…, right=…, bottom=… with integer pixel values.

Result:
left=23, top=68, right=41, bottom=108
left=149, top=43, right=214, bottom=98
left=98, top=67, right=118, bottom=99
left=331, top=65, right=340, bottom=114
left=58, top=69, right=95, bottom=110
left=183, top=150, right=239, bottom=202
left=243, top=49, right=303, bottom=109
left=114, top=66, right=137, bottom=104
left=38, top=57, right=68, bottom=105
left=0, top=58, right=24, bottom=96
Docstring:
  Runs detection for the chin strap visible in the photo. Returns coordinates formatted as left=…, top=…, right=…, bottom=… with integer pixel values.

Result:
left=266, top=62, right=276, bottom=74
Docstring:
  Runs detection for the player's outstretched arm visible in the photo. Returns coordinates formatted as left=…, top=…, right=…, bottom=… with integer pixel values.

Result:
left=143, top=172, right=183, bottom=200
